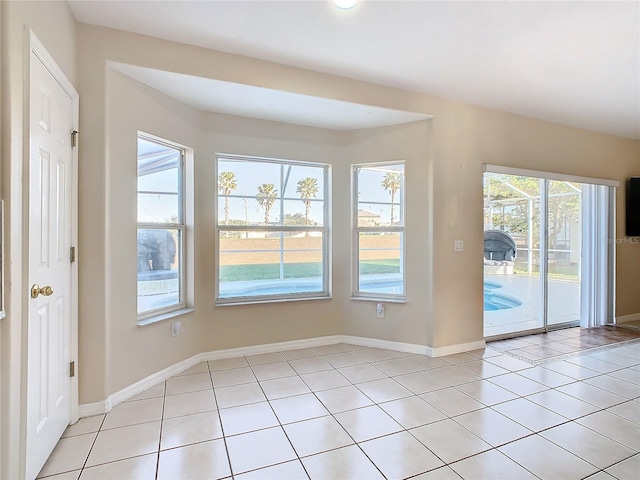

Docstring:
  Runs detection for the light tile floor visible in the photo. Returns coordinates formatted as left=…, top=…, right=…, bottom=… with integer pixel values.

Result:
left=39, top=341, right=640, bottom=479
left=489, top=326, right=640, bottom=363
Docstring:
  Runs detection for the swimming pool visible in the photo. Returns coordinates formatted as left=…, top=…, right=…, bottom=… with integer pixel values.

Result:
left=482, top=280, right=522, bottom=311
left=218, top=277, right=405, bottom=298
left=483, top=291, right=522, bottom=311
left=219, top=279, right=323, bottom=298
left=217, top=277, right=522, bottom=311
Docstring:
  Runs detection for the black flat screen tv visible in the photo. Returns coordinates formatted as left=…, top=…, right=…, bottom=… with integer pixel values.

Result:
left=627, top=177, right=640, bottom=236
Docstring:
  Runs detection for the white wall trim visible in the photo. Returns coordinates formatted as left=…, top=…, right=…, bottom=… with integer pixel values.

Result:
left=341, top=335, right=429, bottom=355
left=78, top=400, right=111, bottom=418
left=110, top=354, right=204, bottom=407
left=78, top=334, right=484, bottom=417
left=616, top=313, right=640, bottom=324
left=426, top=340, right=487, bottom=357
left=483, top=164, right=619, bottom=187
left=30, top=30, right=78, bottom=98
left=199, top=336, right=344, bottom=361
left=79, top=353, right=204, bottom=416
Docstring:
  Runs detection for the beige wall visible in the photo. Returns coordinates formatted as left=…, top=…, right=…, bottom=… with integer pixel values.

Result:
left=100, top=69, right=434, bottom=395
left=2, top=16, right=639, bottom=476
left=476, top=109, right=640, bottom=318
left=81, top=31, right=438, bottom=399
left=92, top=56, right=439, bottom=398
left=105, top=72, right=203, bottom=393
left=199, top=114, right=346, bottom=352
left=0, top=2, right=77, bottom=478
left=430, top=103, right=640, bottom=347
left=73, top=23, right=640, bottom=402
left=102, top=71, right=349, bottom=394
left=343, top=122, right=434, bottom=346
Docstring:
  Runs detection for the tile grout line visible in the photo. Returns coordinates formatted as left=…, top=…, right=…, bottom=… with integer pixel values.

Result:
left=154, top=379, right=168, bottom=480
left=266, top=347, right=395, bottom=478
left=287, top=346, right=469, bottom=479
left=245, top=351, right=314, bottom=480
left=153, top=353, right=638, bottom=476
left=332, top=346, right=544, bottom=479
left=207, top=360, right=235, bottom=480
left=48, top=341, right=639, bottom=480
left=489, top=334, right=640, bottom=366
left=73, top=406, right=107, bottom=478
left=203, top=344, right=639, bottom=477
left=350, top=344, right=640, bottom=476
left=314, top=347, right=404, bottom=479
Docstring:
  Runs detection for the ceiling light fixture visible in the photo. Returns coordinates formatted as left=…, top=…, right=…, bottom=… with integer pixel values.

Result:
left=334, top=0, right=357, bottom=10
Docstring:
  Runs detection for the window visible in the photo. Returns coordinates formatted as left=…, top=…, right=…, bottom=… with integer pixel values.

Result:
left=137, top=134, right=185, bottom=318
left=215, top=155, right=329, bottom=304
left=352, top=162, right=405, bottom=300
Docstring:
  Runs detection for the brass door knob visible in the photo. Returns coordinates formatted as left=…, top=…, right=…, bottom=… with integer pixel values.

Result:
left=31, top=284, right=54, bottom=298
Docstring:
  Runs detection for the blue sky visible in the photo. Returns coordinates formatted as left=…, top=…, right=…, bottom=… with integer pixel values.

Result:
left=217, top=160, right=404, bottom=226
left=137, top=136, right=404, bottom=226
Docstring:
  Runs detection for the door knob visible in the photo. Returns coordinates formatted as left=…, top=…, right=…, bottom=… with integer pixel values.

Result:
left=31, top=284, right=54, bottom=298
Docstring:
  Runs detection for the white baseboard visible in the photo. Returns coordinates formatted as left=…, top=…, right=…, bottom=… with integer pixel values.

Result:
left=78, top=337, right=343, bottom=417
left=78, top=334, right=484, bottom=418
left=79, top=354, right=203, bottom=417
left=616, top=313, right=640, bottom=324
left=426, top=340, right=487, bottom=357
left=78, top=399, right=111, bottom=418
left=341, top=335, right=429, bottom=355
left=199, top=335, right=344, bottom=361
left=110, top=354, right=204, bottom=407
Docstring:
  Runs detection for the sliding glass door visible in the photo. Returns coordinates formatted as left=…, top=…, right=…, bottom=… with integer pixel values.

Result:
left=546, top=180, right=582, bottom=327
left=483, top=167, right=616, bottom=339
left=483, top=174, right=543, bottom=336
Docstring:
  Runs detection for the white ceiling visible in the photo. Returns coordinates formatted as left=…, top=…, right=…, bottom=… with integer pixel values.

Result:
left=110, top=62, right=431, bottom=130
left=69, top=1, right=640, bottom=139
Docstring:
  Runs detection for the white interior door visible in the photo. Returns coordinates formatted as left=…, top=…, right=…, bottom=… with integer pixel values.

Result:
left=26, top=46, right=76, bottom=480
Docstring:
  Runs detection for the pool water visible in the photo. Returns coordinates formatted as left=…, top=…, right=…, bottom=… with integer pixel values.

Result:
left=483, top=280, right=522, bottom=311
left=483, top=292, right=522, bottom=311
left=217, top=278, right=523, bottom=311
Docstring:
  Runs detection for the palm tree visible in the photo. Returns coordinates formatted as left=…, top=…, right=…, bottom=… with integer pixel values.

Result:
left=218, top=171, right=237, bottom=225
left=296, top=177, right=319, bottom=235
left=381, top=172, right=402, bottom=226
left=256, top=183, right=278, bottom=226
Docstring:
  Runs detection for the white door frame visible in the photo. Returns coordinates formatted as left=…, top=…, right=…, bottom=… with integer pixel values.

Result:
left=22, top=29, right=79, bottom=475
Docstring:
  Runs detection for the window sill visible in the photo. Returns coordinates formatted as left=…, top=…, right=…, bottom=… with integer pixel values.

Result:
left=216, top=294, right=331, bottom=307
left=137, top=307, right=195, bottom=326
left=350, top=296, right=406, bottom=304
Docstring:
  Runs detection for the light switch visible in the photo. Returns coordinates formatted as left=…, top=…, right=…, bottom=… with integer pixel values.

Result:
left=454, top=240, right=464, bottom=252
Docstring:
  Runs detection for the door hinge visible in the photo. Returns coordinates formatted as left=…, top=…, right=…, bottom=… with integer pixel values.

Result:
left=71, top=130, right=79, bottom=148
left=70, top=361, right=75, bottom=378
left=70, top=246, right=76, bottom=263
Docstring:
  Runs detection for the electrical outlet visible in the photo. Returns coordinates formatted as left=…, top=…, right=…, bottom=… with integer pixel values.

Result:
left=171, top=322, right=181, bottom=336
left=376, top=303, right=385, bottom=318
left=454, top=240, right=464, bottom=252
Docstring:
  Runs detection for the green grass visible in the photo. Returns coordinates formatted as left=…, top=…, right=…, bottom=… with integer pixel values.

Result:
left=359, top=259, right=400, bottom=275
left=220, top=263, right=321, bottom=282
left=220, top=259, right=400, bottom=282
left=513, top=261, right=579, bottom=281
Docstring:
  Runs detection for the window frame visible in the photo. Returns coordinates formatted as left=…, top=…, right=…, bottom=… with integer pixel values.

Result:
left=214, top=153, right=331, bottom=305
left=351, top=161, right=406, bottom=302
left=137, top=132, right=187, bottom=322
